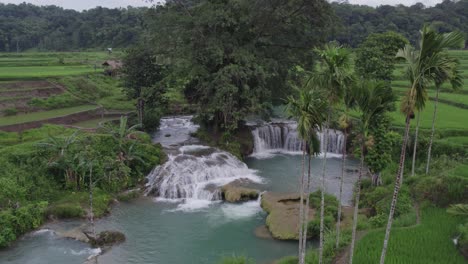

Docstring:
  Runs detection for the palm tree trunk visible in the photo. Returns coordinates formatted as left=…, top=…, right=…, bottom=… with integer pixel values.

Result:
left=298, top=142, right=306, bottom=264
left=426, top=86, right=440, bottom=174
left=380, top=115, right=412, bottom=264
left=301, top=152, right=313, bottom=260
left=336, top=128, right=347, bottom=248
left=318, top=113, right=330, bottom=264
left=349, top=138, right=365, bottom=264
left=89, top=164, right=95, bottom=237
left=411, top=113, right=421, bottom=177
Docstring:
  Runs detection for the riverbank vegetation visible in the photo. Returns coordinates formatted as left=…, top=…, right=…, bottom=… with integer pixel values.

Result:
left=0, top=122, right=164, bottom=248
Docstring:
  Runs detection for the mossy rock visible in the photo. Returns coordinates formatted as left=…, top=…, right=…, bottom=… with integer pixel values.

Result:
left=221, top=180, right=259, bottom=203
left=261, top=192, right=315, bottom=240
left=87, top=230, right=126, bottom=248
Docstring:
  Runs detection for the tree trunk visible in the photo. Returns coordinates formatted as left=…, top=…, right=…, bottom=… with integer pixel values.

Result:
left=349, top=138, right=365, bottom=264
left=301, top=152, right=313, bottom=260
left=298, top=142, right=306, bottom=264
left=426, top=86, right=440, bottom=174
left=336, top=128, right=347, bottom=248
left=318, top=113, right=330, bottom=264
left=411, top=113, right=421, bottom=177
left=89, top=164, right=95, bottom=237
left=380, top=115, right=412, bottom=264
left=137, top=98, right=145, bottom=126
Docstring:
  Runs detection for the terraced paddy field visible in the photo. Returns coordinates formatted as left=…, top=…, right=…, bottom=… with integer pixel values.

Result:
left=0, top=51, right=134, bottom=130
left=390, top=50, right=468, bottom=131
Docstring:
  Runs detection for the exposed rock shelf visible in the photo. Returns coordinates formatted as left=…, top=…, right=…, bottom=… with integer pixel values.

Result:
left=260, top=192, right=315, bottom=240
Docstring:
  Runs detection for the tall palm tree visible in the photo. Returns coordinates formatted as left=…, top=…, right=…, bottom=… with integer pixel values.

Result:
left=426, top=64, right=463, bottom=174
left=410, top=112, right=421, bottom=177
left=286, top=86, right=327, bottom=264
left=348, top=80, right=395, bottom=264
left=380, top=26, right=464, bottom=264
left=336, top=86, right=355, bottom=248
left=312, top=43, right=353, bottom=263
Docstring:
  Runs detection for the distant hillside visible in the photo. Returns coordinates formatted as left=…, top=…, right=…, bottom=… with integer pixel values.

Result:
left=0, top=3, right=147, bottom=52
left=0, top=0, right=467, bottom=52
left=331, top=0, right=468, bottom=47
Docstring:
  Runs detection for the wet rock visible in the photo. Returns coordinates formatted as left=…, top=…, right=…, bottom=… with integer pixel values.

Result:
left=85, top=230, right=126, bottom=248
left=56, top=226, right=90, bottom=243
left=221, top=179, right=259, bottom=203
left=261, top=192, right=315, bottom=240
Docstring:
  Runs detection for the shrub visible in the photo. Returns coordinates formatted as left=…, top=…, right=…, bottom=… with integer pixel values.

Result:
left=412, top=175, right=468, bottom=206
left=47, top=204, right=84, bottom=218
left=369, top=213, right=387, bottom=228
left=307, top=215, right=334, bottom=238
left=3, top=108, right=17, bottom=116
left=309, top=191, right=339, bottom=219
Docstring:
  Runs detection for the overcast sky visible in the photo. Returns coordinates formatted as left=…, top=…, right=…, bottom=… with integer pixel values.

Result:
left=0, top=0, right=444, bottom=11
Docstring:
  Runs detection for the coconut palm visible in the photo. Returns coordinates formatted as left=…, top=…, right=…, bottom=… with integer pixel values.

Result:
left=348, top=80, right=395, bottom=264
left=312, top=42, right=353, bottom=263
left=286, top=86, right=327, bottom=264
left=426, top=64, right=463, bottom=174
left=380, top=26, right=464, bottom=264
left=410, top=112, right=421, bottom=177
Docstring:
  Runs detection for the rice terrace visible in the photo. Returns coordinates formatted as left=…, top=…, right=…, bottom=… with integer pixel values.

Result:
left=0, top=1, right=467, bottom=264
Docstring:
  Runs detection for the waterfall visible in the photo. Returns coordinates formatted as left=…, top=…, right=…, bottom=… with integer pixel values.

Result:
left=145, top=146, right=262, bottom=201
left=250, top=122, right=344, bottom=156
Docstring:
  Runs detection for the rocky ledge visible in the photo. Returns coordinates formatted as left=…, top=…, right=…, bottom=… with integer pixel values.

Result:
left=261, top=192, right=315, bottom=240
left=221, top=179, right=260, bottom=203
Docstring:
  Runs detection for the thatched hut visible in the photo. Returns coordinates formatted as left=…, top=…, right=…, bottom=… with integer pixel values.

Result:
left=102, top=60, right=123, bottom=76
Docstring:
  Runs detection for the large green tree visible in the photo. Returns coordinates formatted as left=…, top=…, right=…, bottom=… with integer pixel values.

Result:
left=144, top=0, right=335, bottom=131
left=355, top=31, right=409, bottom=81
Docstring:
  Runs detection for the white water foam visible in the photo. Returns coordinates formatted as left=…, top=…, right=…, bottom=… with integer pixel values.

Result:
left=250, top=122, right=345, bottom=159
left=146, top=144, right=263, bottom=211
left=71, top=247, right=102, bottom=257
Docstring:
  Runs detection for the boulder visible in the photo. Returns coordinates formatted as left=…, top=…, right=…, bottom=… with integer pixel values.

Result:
left=221, top=179, right=259, bottom=203
left=261, top=192, right=315, bottom=240
left=85, top=230, right=126, bottom=248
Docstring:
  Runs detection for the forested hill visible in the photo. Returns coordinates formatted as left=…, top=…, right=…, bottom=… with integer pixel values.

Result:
left=0, top=3, right=146, bottom=51
left=331, top=0, right=468, bottom=47
left=1, top=0, right=467, bottom=52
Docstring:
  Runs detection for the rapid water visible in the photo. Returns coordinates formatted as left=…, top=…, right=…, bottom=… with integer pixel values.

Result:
left=251, top=121, right=344, bottom=158
left=0, top=116, right=358, bottom=264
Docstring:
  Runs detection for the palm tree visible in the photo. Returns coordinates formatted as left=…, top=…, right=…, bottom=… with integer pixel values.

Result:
left=425, top=64, right=462, bottom=174
left=312, top=43, right=353, bottom=263
left=380, top=26, right=464, bottom=264
left=410, top=112, right=421, bottom=177
left=286, top=86, right=327, bottom=264
left=336, top=86, right=355, bottom=248
left=348, top=80, right=395, bottom=264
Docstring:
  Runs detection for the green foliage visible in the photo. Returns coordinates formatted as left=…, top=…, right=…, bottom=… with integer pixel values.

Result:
left=0, top=4, right=145, bottom=52
left=28, top=93, right=85, bottom=109
left=355, top=31, right=409, bottom=80
left=309, top=191, right=340, bottom=219
left=0, top=202, right=47, bottom=248
left=0, top=177, right=26, bottom=209
left=217, top=256, right=255, bottom=264
left=146, top=0, right=334, bottom=130
left=47, top=204, right=85, bottom=218
left=354, top=207, right=466, bottom=264
left=307, top=215, right=334, bottom=238
left=2, top=108, right=17, bottom=116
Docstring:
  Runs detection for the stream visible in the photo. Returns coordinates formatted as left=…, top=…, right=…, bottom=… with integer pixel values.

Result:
left=0, top=116, right=358, bottom=264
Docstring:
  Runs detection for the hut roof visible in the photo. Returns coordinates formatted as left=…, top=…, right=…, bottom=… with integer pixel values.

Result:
left=102, top=60, right=123, bottom=70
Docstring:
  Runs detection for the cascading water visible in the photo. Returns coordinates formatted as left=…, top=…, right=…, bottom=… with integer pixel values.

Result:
left=146, top=116, right=263, bottom=210
left=145, top=146, right=261, bottom=201
left=251, top=122, right=344, bottom=156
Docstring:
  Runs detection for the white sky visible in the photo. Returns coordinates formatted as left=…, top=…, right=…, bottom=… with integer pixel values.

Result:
left=0, top=0, right=444, bottom=11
